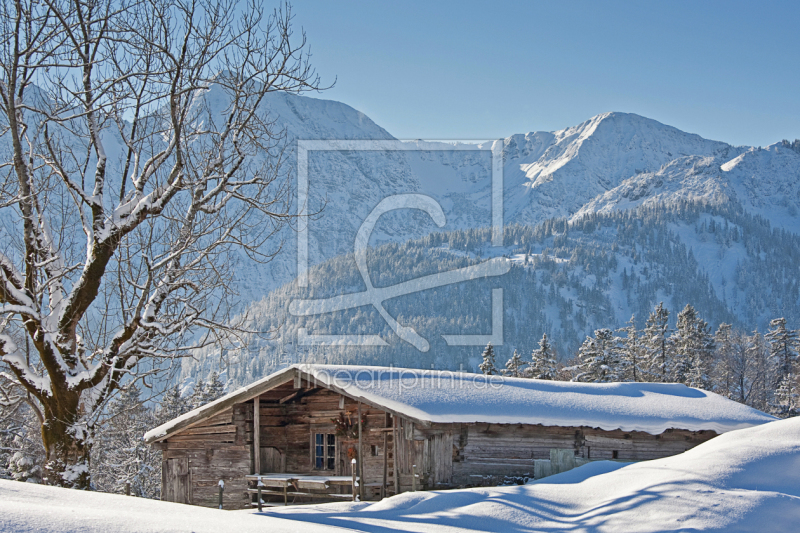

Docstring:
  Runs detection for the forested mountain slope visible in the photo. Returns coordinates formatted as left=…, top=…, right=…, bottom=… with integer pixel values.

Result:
left=184, top=202, right=800, bottom=388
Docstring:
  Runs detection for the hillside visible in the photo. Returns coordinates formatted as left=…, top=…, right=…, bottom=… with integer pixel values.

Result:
left=183, top=201, right=800, bottom=389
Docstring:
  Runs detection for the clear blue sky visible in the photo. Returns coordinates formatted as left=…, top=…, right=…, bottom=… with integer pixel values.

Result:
left=292, top=0, right=799, bottom=147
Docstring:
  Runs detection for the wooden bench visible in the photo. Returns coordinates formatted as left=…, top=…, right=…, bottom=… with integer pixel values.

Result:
left=246, top=474, right=358, bottom=509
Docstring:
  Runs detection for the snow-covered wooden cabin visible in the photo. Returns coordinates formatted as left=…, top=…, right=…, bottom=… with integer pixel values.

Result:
left=144, top=364, right=775, bottom=509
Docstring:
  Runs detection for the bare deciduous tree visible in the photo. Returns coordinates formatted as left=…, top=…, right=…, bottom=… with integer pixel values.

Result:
left=0, top=0, right=321, bottom=487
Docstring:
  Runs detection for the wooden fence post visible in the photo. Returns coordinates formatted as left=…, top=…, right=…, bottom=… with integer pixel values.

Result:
left=412, top=464, right=417, bottom=492
left=253, top=397, right=260, bottom=475
left=218, top=479, right=224, bottom=509
left=257, top=477, right=263, bottom=512
left=125, top=482, right=131, bottom=496
left=351, top=458, right=358, bottom=502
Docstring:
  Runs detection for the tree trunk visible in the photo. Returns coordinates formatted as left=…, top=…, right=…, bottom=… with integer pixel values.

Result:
left=40, top=393, right=92, bottom=489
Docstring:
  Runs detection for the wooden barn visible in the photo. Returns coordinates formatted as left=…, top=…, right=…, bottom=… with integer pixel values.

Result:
left=144, top=364, right=775, bottom=509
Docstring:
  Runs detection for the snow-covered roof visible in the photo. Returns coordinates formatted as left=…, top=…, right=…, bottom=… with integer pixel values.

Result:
left=145, top=364, right=776, bottom=443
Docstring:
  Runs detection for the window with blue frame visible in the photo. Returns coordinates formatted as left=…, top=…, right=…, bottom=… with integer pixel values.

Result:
left=314, top=433, right=336, bottom=470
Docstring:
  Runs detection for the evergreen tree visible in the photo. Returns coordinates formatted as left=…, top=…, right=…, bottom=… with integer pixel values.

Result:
left=189, top=378, right=206, bottom=409
left=574, top=329, right=620, bottom=383
left=203, top=372, right=226, bottom=404
left=766, top=318, right=799, bottom=386
left=2, top=407, right=44, bottom=483
left=504, top=350, right=526, bottom=378
left=671, top=304, right=714, bottom=389
left=642, top=302, right=671, bottom=382
left=617, top=315, right=643, bottom=381
left=0, top=375, right=45, bottom=482
left=713, top=323, right=734, bottom=397
left=528, top=333, right=558, bottom=380
left=157, top=384, right=191, bottom=423
left=479, top=343, right=498, bottom=375
left=772, top=373, right=799, bottom=418
left=746, top=330, right=772, bottom=413
left=92, top=385, right=161, bottom=498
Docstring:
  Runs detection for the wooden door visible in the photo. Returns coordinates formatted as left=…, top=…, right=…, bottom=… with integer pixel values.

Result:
left=162, top=457, right=190, bottom=504
left=428, top=432, right=454, bottom=487
left=259, top=447, right=284, bottom=474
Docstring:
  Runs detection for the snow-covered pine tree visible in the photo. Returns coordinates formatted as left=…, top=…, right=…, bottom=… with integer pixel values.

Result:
left=203, top=370, right=225, bottom=403
left=157, top=384, right=191, bottom=423
left=479, top=343, right=498, bottom=375
left=573, top=329, right=620, bottom=383
left=766, top=318, right=799, bottom=387
left=641, top=302, right=671, bottom=382
left=712, top=324, right=758, bottom=404
left=2, top=410, right=44, bottom=483
left=504, top=350, right=526, bottom=378
left=528, top=333, right=558, bottom=380
left=92, top=385, right=161, bottom=498
left=0, top=373, right=44, bottom=482
left=746, top=330, right=772, bottom=413
left=189, top=378, right=206, bottom=410
left=671, top=304, right=714, bottom=389
left=771, top=373, right=799, bottom=418
left=617, top=315, right=642, bottom=382
left=713, top=323, right=736, bottom=399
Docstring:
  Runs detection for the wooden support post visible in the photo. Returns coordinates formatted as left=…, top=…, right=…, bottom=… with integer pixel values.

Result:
left=125, top=482, right=131, bottom=496
left=283, top=480, right=288, bottom=506
left=253, top=396, right=260, bottom=475
left=412, top=464, right=417, bottom=492
left=358, top=401, right=364, bottom=501
left=218, top=480, right=224, bottom=509
left=381, top=431, right=388, bottom=499
left=351, top=458, right=358, bottom=502
left=257, top=480, right=263, bottom=512
left=393, top=416, right=400, bottom=496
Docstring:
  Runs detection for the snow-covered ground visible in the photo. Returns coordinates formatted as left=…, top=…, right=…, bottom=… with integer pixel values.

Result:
left=0, top=480, right=345, bottom=533
left=4, top=418, right=799, bottom=532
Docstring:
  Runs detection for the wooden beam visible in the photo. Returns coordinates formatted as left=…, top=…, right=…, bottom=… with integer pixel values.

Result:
left=358, top=401, right=364, bottom=501
left=278, top=388, right=310, bottom=404
left=382, top=411, right=390, bottom=499
left=254, top=396, right=260, bottom=475
left=393, top=415, right=400, bottom=495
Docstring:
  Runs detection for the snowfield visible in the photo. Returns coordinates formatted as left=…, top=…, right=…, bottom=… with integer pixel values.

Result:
left=3, top=418, right=799, bottom=532
left=0, top=479, right=346, bottom=533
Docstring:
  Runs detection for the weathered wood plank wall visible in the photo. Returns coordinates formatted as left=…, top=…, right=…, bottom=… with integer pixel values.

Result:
left=158, top=405, right=251, bottom=508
